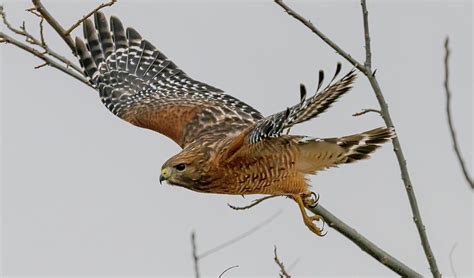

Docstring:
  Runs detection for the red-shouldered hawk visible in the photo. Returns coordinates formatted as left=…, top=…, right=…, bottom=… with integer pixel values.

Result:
left=75, top=12, right=394, bottom=236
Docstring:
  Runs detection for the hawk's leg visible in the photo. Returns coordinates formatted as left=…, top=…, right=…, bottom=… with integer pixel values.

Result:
left=292, top=194, right=325, bottom=236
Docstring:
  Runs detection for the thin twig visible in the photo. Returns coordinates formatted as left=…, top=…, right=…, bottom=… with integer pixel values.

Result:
left=274, top=246, right=291, bottom=278
left=191, top=212, right=280, bottom=275
left=286, top=257, right=300, bottom=272
left=449, top=242, right=458, bottom=278
left=227, top=195, right=279, bottom=210
left=26, top=7, right=46, bottom=47
left=275, top=1, right=440, bottom=276
left=0, top=31, right=91, bottom=87
left=360, top=0, right=371, bottom=68
left=39, top=16, right=46, bottom=46
left=218, top=265, right=239, bottom=278
left=0, top=6, right=21, bottom=36
left=32, top=0, right=76, bottom=54
left=444, top=37, right=473, bottom=189
left=34, top=62, right=47, bottom=69
left=64, top=0, right=117, bottom=35
left=191, top=231, right=200, bottom=278
left=352, top=108, right=381, bottom=117
left=199, top=210, right=282, bottom=259
left=1, top=5, right=84, bottom=75
left=25, top=27, right=83, bottom=74
left=25, top=7, right=41, bottom=17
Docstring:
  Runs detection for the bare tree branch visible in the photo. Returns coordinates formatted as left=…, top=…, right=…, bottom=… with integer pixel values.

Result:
left=360, top=2, right=440, bottom=275
left=218, top=265, right=239, bottom=278
left=449, top=242, right=458, bottom=278
left=274, top=246, right=291, bottom=278
left=34, top=61, right=48, bottom=69
left=1, top=5, right=84, bottom=76
left=26, top=7, right=47, bottom=47
left=286, top=257, right=300, bottom=272
left=191, top=231, right=200, bottom=278
left=443, top=37, right=473, bottom=189
left=360, top=0, right=371, bottom=68
left=352, top=108, right=381, bottom=117
left=199, top=210, right=282, bottom=259
left=32, top=0, right=77, bottom=54
left=274, top=0, right=440, bottom=276
left=0, top=31, right=90, bottom=87
left=64, top=0, right=117, bottom=35
left=309, top=205, right=420, bottom=277
left=38, top=16, right=46, bottom=46
left=190, top=211, right=281, bottom=276
left=228, top=195, right=279, bottom=210
left=274, top=0, right=365, bottom=73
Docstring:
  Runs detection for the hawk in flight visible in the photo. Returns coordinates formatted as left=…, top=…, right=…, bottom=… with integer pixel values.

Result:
left=76, top=12, right=394, bottom=236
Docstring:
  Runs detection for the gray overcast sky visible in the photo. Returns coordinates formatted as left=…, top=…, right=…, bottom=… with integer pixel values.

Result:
left=1, top=0, right=472, bottom=277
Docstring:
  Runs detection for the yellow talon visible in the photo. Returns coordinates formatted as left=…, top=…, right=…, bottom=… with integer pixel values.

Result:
left=292, top=194, right=325, bottom=236
left=309, top=215, right=321, bottom=221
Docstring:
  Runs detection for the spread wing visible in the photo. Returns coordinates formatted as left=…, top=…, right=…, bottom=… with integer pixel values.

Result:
left=247, top=68, right=356, bottom=144
left=75, top=12, right=263, bottom=148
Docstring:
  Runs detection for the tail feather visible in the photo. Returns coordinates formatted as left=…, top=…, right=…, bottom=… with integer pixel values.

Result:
left=83, top=18, right=105, bottom=67
left=335, top=127, right=395, bottom=163
left=94, top=12, right=113, bottom=59
left=75, top=37, right=97, bottom=83
left=296, top=127, right=395, bottom=174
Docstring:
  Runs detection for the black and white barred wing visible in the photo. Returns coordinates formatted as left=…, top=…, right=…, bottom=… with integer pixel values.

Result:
left=76, top=12, right=262, bottom=148
left=246, top=68, right=356, bottom=144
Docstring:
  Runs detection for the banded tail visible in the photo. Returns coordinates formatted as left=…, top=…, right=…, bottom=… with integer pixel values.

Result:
left=296, top=127, right=395, bottom=174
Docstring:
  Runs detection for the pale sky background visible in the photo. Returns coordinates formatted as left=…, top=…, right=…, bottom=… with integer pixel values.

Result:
left=1, top=0, right=472, bottom=277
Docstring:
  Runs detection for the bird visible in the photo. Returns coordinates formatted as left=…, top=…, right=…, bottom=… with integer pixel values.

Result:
left=75, top=12, right=395, bottom=236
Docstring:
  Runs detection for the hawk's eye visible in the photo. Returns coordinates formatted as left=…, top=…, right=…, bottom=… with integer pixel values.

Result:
left=175, top=163, right=186, bottom=171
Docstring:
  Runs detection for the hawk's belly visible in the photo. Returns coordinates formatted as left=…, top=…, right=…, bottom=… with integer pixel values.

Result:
left=208, top=163, right=308, bottom=195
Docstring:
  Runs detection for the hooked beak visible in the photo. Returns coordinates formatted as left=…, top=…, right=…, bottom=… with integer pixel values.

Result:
left=159, top=174, right=165, bottom=184
left=160, top=167, right=170, bottom=184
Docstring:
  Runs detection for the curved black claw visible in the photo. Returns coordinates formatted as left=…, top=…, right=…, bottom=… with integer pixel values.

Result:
left=309, top=192, right=320, bottom=209
left=319, top=217, right=328, bottom=237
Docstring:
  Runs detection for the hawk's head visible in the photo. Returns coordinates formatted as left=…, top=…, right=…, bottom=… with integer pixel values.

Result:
left=159, top=147, right=215, bottom=192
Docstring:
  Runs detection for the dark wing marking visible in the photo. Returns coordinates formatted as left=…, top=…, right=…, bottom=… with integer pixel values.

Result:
left=76, top=12, right=262, bottom=148
left=247, top=69, right=356, bottom=144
